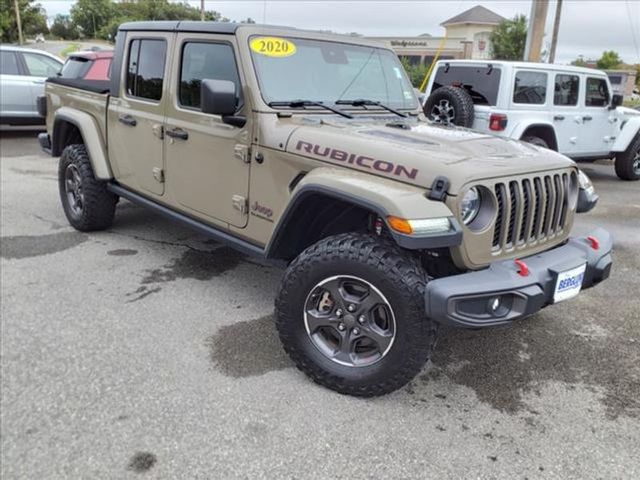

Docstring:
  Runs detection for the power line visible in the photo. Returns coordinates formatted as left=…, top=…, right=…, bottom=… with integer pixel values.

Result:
left=625, top=0, right=640, bottom=62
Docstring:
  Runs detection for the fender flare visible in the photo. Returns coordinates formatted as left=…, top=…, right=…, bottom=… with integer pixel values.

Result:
left=52, top=107, right=112, bottom=180
left=511, top=122, right=558, bottom=149
left=611, top=116, right=640, bottom=152
left=265, top=168, right=462, bottom=258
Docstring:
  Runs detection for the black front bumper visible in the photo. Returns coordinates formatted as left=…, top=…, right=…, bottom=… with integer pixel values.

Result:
left=425, top=228, right=612, bottom=328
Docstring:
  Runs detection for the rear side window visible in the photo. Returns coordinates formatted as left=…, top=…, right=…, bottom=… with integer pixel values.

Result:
left=60, top=57, right=91, bottom=79
left=179, top=42, right=243, bottom=110
left=1, top=51, right=20, bottom=75
left=585, top=77, right=610, bottom=107
left=126, top=39, right=167, bottom=101
left=432, top=64, right=501, bottom=105
left=554, top=74, right=579, bottom=106
left=22, top=52, right=61, bottom=77
left=513, top=71, right=547, bottom=104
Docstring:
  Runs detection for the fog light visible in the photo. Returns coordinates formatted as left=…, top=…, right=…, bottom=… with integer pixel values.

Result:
left=489, top=297, right=501, bottom=313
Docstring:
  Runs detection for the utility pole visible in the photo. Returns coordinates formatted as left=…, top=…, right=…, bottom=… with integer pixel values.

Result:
left=201, top=0, right=205, bottom=21
left=523, top=0, right=549, bottom=62
left=13, top=0, right=23, bottom=45
left=548, top=0, right=563, bottom=63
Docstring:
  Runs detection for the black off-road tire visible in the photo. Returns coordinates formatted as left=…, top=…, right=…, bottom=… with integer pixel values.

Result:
left=275, top=233, right=438, bottom=397
left=58, top=144, right=117, bottom=231
left=424, top=85, right=475, bottom=127
left=614, top=134, right=640, bottom=181
left=522, top=135, right=549, bottom=149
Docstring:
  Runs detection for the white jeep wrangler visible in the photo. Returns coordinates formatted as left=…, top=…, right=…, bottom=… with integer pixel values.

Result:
left=423, top=60, right=640, bottom=181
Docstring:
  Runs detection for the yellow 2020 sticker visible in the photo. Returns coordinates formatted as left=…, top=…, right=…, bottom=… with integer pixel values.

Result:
left=250, top=37, right=297, bottom=57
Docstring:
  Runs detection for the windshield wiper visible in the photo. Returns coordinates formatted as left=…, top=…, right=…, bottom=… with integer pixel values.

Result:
left=335, top=99, right=407, bottom=118
left=268, top=100, right=353, bottom=119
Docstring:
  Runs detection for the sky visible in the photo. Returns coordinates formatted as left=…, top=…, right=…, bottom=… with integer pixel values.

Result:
left=36, top=0, right=640, bottom=65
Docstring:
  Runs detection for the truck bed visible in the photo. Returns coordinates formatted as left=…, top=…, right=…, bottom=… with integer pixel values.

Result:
left=44, top=79, right=110, bottom=147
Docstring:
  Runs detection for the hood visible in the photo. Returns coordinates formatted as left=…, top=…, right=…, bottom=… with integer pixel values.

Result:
left=618, top=106, right=640, bottom=118
left=282, top=117, right=574, bottom=193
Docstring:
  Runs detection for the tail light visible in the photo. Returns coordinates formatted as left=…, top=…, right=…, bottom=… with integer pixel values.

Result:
left=489, top=113, right=508, bottom=131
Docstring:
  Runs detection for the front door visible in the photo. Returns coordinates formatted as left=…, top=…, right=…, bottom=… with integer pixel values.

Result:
left=108, top=34, right=172, bottom=196
left=164, top=34, right=251, bottom=228
left=573, top=76, right=615, bottom=157
left=0, top=50, right=34, bottom=121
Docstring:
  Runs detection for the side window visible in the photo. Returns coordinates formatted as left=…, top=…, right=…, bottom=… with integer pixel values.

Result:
left=554, top=74, right=579, bottom=106
left=0, top=51, right=20, bottom=75
left=585, top=77, right=610, bottom=107
left=126, top=39, right=167, bottom=101
left=179, top=42, right=243, bottom=110
left=513, top=71, right=547, bottom=104
left=22, top=53, right=61, bottom=77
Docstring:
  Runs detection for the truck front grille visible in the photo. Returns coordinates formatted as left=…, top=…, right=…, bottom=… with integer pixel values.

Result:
left=491, top=172, right=572, bottom=252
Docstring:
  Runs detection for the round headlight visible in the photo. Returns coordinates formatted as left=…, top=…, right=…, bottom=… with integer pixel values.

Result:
left=460, top=187, right=481, bottom=225
left=578, top=169, right=595, bottom=195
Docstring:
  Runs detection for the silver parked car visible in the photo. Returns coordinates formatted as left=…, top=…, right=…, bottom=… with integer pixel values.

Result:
left=1, top=46, right=63, bottom=125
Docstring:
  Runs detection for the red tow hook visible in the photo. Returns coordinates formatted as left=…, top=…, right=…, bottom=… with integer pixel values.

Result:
left=514, top=259, right=529, bottom=277
left=586, top=235, right=600, bottom=250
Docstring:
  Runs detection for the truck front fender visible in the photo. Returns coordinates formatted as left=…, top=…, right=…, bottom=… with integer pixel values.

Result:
left=266, top=168, right=461, bottom=259
left=611, top=116, right=640, bottom=152
left=52, top=107, right=112, bottom=180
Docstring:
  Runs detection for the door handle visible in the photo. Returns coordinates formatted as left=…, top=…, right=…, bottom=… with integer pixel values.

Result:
left=166, top=127, right=189, bottom=141
left=553, top=115, right=565, bottom=121
left=583, top=115, right=593, bottom=121
left=118, top=115, right=137, bottom=127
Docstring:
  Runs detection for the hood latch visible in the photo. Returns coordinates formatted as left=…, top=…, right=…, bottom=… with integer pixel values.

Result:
left=428, top=176, right=450, bottom=201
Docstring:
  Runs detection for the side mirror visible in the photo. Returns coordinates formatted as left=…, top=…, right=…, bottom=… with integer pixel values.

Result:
left=201, top=79, right=237, bottom=116
left=610, top=93, right=623, bottom=109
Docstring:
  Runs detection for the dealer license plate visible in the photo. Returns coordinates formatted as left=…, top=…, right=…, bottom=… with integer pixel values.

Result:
left=553, top=264, right=587, bottom=303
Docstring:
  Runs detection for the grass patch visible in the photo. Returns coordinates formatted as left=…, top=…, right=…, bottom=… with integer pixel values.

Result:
left=60, top=43, right=81, bottom=58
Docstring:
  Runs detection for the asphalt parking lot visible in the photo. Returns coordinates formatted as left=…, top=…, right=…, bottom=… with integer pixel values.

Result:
left=1, top=130, right=639, bottom=479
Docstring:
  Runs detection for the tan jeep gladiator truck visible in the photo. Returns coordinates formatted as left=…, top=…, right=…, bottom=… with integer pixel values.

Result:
left=38, top=21, right=612, bottom=396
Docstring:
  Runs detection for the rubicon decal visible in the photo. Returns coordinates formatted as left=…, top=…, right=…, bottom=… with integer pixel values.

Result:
left=295, top=141, right=419, bottom=180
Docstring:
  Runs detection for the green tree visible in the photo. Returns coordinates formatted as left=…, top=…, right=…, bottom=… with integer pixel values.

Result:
left=50, top=14, right=80, bottom=40
left=596, top=51, right=623, bottom=70
left=571, top=56, right=587, bottom=67
left=70, top=0, right=113, bottom=38
left=0, top=0, right=48, bottom=43
left=489, top=14, right=528, bottom=61
left=95, top=0, right=228, bottom=40
left=400, top=57, right=429, bottom=89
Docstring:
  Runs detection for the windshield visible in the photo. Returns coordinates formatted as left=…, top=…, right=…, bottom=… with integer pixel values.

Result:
left=249, top=36, right=418, bottom=110
left=60, top=57, right=91, bottom=79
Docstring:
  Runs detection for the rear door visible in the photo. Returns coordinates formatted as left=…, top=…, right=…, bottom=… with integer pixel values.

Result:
left=163, top=33, right=251, bottom=228
left=551, top=73, right=581, bottom=155
left=108, top=33, right=172, bottom=196
left=19, top=51, right=63, bottom=117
